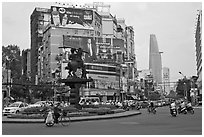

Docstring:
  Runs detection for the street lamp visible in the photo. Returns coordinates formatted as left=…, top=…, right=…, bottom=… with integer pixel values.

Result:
left=6, top=56, right=15, bottom=97
left=179, top=71, right=187, bottom=99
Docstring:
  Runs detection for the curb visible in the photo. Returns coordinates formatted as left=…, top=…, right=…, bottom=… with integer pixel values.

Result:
left=2, top=111, right=141, bottom=124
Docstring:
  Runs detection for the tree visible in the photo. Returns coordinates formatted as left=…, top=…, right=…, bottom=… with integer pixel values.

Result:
left=176, top=78, right=191, bottom=101
left=2, top=45, right=23, bottom=98
left=2, top=45, right=22, bottom=82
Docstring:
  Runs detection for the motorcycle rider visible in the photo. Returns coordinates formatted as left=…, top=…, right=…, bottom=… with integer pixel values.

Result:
left=178, top=100, right=186, bottom=113
left=53, top=102, right=61, bottom=123
left=186, top=101, right=192, bottom=108
left=181, top=100, right=186, bottom=108
left=186, top=101, right=194, bottom=112
left=148, top=101, right=155, bottom=112
left=169, top=99, right=177, bottom=114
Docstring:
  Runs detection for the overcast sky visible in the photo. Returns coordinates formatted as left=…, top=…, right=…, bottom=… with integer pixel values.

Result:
left=2, top=1, right=202, bottom=82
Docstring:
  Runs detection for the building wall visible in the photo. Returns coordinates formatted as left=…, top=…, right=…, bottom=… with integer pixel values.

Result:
left=31, top=4, right=137, bottom=95
left=39, top=25, right=95, bottom=82
left=195, top=10, right=202, bottom=94
left=30, top=7, right=50, bottom=84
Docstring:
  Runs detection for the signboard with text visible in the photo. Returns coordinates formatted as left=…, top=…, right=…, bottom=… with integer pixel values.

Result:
left=51, top=6, right=93, bottom=27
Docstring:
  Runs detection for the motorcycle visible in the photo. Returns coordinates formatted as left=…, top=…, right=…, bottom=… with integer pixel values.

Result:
left=170, top=108, right=177, bottom=117
left=147, top=106, right=156, bottom=114
left=45, top=110, right=55, bottom=127
left=178, top=106, right=187, bottom=114
left=135, top=104, right=142, bottom=110
left=186, top=106, right=194, bottom=114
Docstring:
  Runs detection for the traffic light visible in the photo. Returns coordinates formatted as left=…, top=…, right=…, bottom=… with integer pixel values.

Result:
left=69, top=88, right=80, bottom=106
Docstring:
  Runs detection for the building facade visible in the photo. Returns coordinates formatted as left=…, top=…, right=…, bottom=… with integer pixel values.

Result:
left=195, top=10, right=202, bottom=97
left=30, top=7, right=50, bottom=85
left=30, top=3, right=137, bottom=101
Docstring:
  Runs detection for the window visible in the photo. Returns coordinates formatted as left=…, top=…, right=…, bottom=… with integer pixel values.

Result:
left=75, top=29, right=78, bottom=34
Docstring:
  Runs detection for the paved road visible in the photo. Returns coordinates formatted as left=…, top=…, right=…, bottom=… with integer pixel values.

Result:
left=2, top=106, right=202, bottom=135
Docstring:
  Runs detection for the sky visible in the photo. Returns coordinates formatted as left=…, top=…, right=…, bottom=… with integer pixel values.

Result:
left=1, top=1, right=202, bottom=82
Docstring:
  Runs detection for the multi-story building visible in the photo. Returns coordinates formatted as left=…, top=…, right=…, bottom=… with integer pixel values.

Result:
left=92, top=3, right=137, bottom=94
left=195, top=10, right=202, bottom=97
left=30, top=7, right=50, bottom=85
left=162, top=67, right=170, bottom=95
left=30, top=3, right=137, bottom=100
left=22, top=49, right=31, bottom=80
left=149, top=34, right=162, bottom=85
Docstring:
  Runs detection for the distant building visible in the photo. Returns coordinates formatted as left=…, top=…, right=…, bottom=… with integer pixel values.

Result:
left=22, top=49, right=31, bottom=80
left=162, top=67, right=170, bottom=94
left=149, top=34, right=162, bottom=85
left=137, top=69, right=152, bottom=90
left=195, top=10, right=202, bottom=96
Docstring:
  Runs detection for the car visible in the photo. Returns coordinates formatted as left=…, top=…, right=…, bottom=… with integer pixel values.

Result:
left=3, top=101, right=28, bottom=116
left=139, top=101, right=149, bottom=108
left=28, top=101, right=53, bottom=108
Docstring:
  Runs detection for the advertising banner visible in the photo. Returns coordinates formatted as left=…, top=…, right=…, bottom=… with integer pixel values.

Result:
left=96, top=38, right=124, bottom=60
left=87, top=73, right=119, bottom=90
left=96, top=38, right=111, bottom=59
left=63, top=35, right=97, bottom=60
left=51, top=6, right=93, bottom=27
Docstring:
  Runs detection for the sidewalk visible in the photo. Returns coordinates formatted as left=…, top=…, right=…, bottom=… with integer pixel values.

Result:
left=2, top=110, right=141, bottom=123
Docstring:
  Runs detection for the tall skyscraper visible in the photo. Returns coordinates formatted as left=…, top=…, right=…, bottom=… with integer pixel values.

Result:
left=149, top=34, right=162, bottom=84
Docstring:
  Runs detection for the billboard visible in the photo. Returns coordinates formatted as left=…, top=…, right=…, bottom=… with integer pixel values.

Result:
left=63, top=36, right=97, bottom=61
left=96, top=38, right=124, bottom=60
left=51, top=6, right=93, bottom=27
left=96, top=38, right=111, bottom=59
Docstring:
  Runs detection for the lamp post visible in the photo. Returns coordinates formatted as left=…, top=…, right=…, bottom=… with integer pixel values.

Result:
left=6, top=57, right=15, bottom=97
left=179, top=71, right=187, bottom=99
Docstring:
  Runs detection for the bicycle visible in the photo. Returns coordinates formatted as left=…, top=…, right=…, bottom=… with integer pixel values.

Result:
left=45, top=110, right=71, bottom=127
